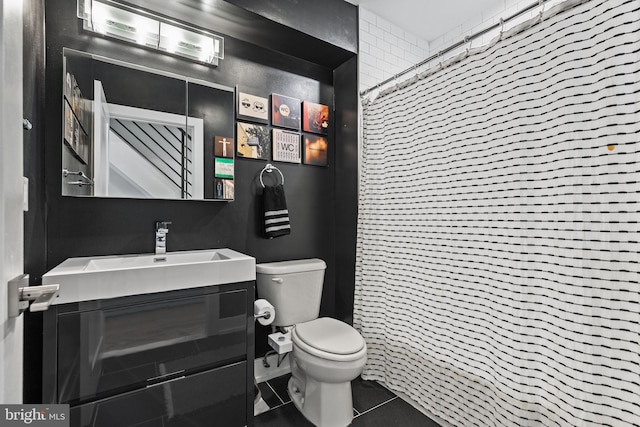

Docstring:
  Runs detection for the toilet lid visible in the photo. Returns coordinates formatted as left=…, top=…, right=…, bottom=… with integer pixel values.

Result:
left=294, top=318, right=365, bottom=355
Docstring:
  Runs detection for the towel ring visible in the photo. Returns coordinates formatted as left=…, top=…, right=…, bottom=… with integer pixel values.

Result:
left=260, top=163, right=285, bottom=188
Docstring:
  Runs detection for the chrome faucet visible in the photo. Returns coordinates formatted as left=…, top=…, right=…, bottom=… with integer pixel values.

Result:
left=155, top=221, right=172, bottom=254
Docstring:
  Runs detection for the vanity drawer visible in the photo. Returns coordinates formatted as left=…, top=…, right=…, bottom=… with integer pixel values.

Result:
left=70, top=361, right=247, bottom=427
left=56, top=288, right=247, bottom=405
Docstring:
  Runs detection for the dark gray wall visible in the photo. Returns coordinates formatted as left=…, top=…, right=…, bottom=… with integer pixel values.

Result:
left=334, top=56, right=360, bottom=324
left=23, top=0, right=358, bottom=402
left=224, top=0, right=358, bottom=54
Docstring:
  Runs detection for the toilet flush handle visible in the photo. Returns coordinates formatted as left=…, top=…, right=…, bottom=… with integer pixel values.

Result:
left=271, top=277, right=284, bottom=283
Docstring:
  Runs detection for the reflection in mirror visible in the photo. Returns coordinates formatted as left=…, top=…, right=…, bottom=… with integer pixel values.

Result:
left=94, top=96, right=204, bottom=199
left=61, top=49, right=234, bottom=200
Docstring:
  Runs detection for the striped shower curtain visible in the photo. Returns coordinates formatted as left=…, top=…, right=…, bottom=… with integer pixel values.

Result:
left=354, top=0, right=640, bottom=425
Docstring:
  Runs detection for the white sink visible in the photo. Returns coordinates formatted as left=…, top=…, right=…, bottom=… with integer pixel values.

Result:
left=42, top=248, right=256, bottom=305
left=84, top=250, right=229, bottom=271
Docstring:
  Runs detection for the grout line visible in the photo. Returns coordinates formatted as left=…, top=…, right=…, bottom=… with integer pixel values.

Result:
left=264, top=400, right=291, bottom=413
left=266, top=380, right=286, bottom=405
left=354, top=396, right=399, bottom=418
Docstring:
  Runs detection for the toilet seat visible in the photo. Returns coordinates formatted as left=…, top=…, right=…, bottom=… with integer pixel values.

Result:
left=293, top=318, right=366, bottom=362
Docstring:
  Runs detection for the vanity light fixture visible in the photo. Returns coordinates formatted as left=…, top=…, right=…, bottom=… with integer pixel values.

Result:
left=77, top=0, right=224, bottom=66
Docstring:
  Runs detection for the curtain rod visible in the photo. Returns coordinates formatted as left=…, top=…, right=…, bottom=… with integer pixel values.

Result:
left=360, top=0, right=551, bottom=97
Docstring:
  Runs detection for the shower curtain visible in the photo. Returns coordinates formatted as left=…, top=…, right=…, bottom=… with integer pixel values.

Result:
left=354, top=0, right=640, bottom=426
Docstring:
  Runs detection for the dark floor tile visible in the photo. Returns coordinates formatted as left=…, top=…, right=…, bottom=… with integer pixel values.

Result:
left=351, top=377, right=397, bottom=413
left=353, top=397, right=441, bottom=427
left=267, top=374, right=292, bottom=404
left=254, top=402, right=314, bottom=427
left=257, top=381, right=282, bottom=408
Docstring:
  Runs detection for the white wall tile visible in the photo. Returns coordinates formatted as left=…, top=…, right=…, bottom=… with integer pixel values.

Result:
left=360, top=74, right=377, bottom=90
left=358, top=6, right=429, bottom=93
left=360, top=49, right=375, bottom=65
left=369, top=44, right=384, bottom=59
left=390, top=23, right=405, bottom=39
left=404, top=51, right=421, bottom=64
left=404, top=32, right=417, bottom=46
left=369, top=24, right=384, bottom=39
left=416, top=37, right=429, bottom=51
left=360, top=30, right=376, bottom=46
left=382, top=50, right=395, bottom=64
left=370, top=67, right=384, bottom=80
left=359, top=19, right=369, bottom=33
left=359, top=7, right=377, bottom=25
left=376, top=38, right=392, bottom=53
left=360, top=40, right=370, bottom=54
left=397, top=38, right=411, bottom=52
left=384, top=31, right=399, bottom=47
left=376, top=16, right=391, bottom=33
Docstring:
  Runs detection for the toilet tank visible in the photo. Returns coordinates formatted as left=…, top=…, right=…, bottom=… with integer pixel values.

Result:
left=256, top=259, right=326, bottom=327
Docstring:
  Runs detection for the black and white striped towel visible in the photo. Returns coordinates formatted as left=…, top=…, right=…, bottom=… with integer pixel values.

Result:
left=263, top=184, right=290, bottom=238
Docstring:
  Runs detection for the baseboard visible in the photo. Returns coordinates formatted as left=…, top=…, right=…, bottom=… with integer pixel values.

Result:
left=254, top=353, right=291, bottom=383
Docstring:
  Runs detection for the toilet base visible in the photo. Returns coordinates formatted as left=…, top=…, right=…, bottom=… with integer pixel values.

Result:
left=288, top=375, right=354, bottom=427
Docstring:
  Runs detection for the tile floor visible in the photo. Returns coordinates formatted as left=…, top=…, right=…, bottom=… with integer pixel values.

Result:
left=254, top=374, right=441, bottom=427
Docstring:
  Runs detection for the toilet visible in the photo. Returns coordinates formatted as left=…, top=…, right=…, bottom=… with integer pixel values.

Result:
left=256, top=259, right=367, bottom=427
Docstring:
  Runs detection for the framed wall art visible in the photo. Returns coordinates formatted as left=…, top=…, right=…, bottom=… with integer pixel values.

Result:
left=303, top=134, right=328, bottom=166
left=214, top=136, right=234, bottom=158
left=236, top=122, right=271, bottom=160
left=302, top=101, right=329, bottom=135
left=237, top=91, right=269, bottom=124
left=214, top=157, right=234, bottom=179
left=271, top=93, right=301, bottom=130
left=273, top=129, right=301, bottom=163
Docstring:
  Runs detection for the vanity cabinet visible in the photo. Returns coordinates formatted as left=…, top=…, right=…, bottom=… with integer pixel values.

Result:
left=42, top=281, right=255, bottom=427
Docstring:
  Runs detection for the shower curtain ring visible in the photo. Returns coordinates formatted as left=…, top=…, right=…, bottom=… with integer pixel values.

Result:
left=538, top=0, right=545, bottom=20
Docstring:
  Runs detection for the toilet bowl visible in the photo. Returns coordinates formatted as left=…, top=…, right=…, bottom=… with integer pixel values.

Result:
left=288, top=318, right=367, bottom=427
left=256, top=259, right=367, bottom=427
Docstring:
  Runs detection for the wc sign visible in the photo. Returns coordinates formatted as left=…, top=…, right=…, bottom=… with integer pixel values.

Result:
left=1, top=405, right=69, bottom=426
left=272, top=129, right=301, bottom=164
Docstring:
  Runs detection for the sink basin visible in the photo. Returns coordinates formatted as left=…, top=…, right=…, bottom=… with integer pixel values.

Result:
left=84, top=250, right=229, bottom=272
left=42, top=249, right=256, bottom=305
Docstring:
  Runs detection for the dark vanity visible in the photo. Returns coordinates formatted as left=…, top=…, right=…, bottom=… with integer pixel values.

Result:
left=42, top=281, right=255, bottom=427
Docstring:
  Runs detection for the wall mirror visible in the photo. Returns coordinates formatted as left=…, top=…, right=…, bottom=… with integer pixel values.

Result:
left=62, top=48, right=235, bottom=200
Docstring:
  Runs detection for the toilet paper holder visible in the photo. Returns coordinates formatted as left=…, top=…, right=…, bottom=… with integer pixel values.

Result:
left=254, top=311, right=271, bottom=320
left=254, top=298, right=275, bottom=326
